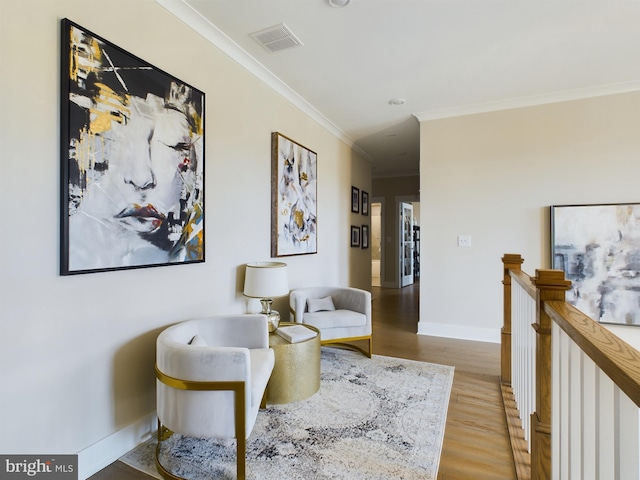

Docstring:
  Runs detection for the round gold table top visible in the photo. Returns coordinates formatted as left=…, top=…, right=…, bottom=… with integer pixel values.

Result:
left=266, top=323, right=321, bottom=404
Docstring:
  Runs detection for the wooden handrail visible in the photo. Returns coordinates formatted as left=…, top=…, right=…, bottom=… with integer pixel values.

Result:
left=545, top=300, right=640, bottom=409
left=510, top=269, right=536, bottom=299
left=502, top=253, right=640, bottom=480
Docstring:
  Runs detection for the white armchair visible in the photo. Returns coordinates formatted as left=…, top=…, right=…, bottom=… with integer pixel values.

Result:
left=155, top=314, right=275, bottom=480
left=290, top=287, right=372, bottom=357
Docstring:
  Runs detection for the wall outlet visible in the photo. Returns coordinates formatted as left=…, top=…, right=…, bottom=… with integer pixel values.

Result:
left=457, top=235, right=471, bottom=247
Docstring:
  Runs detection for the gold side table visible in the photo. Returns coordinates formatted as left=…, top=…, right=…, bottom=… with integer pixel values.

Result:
left=266, top=323, right=321, bottom=404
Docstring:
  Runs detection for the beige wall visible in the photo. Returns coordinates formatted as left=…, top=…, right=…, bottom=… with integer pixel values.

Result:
left=372, top=175, right=420, bottom=286
left=419, top=91, right=640, bottom=341
left=350, top=153, right=373, bottom=289
left=0, top=0, right=370, bottom=474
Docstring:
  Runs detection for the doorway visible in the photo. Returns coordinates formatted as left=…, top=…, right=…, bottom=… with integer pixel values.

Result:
left=371, top=202, right=382, bottom=287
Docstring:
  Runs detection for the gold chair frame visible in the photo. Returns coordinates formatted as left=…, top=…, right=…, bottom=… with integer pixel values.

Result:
left=321, top=334, right=372, bottom=358
left=155, top=365, right=263, bottom=480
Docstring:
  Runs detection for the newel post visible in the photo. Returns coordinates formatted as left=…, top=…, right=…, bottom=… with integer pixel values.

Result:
left=531, top=269, right=571, bottom=480
left=501, top=254, right=524, bottom=386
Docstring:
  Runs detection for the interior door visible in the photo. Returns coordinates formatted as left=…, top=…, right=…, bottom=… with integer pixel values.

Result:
left=400, top=202, right=414, bottom=287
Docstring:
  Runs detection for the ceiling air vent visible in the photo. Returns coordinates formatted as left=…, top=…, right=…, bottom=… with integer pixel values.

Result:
left=250, top=23, right=303, bottom=53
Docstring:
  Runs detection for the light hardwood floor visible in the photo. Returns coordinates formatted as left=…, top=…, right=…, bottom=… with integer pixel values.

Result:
left=369, top=283, right=516, bottom=480
left=90, top=282, right=516, bottom=480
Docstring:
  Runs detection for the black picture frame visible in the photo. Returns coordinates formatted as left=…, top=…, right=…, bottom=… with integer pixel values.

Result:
left=551, top=203, right=640, bottom=326
left=271, top=132, right=318, bottom=257
left=351, top=186, right=360, bottom=213
left=350, top=225, right=361, bottom=247
left=60, top=19, right=205, bottom=275
left=361, top=225, right=369, bottom=249
left=361, top=191, right=369, bottom=216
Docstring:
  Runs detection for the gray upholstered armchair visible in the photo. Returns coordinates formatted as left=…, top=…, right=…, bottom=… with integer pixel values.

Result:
left=289, top=287, right=372, bottom=357
left=155, top=314, right=275, bottom=480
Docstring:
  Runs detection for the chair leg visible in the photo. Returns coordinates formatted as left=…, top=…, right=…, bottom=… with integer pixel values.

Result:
left=234, top=384, right=247, bottom=480
left=237, top=435, right=246, bottom=480
left=155, top=420, right=183, bottom=480
left=155, top=419, right=247, bottom=480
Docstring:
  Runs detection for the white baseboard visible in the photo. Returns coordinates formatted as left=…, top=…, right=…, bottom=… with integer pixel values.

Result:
left=77, top=411, right=157, bottom=479
left=417, top=321, right=500, bottom=344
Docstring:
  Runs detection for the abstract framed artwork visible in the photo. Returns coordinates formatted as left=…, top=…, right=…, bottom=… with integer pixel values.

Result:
left=361, top=191, right=369, bottom=216
left=351, top=187, right=360, bottom=213
left=271, top=132, right=317, bottom=257
left=551, top=203, right=640, bottom=326
left=361, top=225, right=369, bottom=249
left=351, top=226, right=361, bottom=247
left=60, top=19, right=205, bottom=275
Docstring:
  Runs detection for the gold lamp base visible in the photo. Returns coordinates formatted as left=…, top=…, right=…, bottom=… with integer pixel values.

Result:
left=260, top=298, right=280, bottom=332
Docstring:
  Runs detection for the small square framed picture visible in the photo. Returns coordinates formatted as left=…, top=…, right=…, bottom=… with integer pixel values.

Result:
left=351, top=186, right=360, bottom=213
left=350, top=225, right=361, bottom=247
left=361, top=191, right=369, bottom=216
left=361, top=225, right=369, bottom=249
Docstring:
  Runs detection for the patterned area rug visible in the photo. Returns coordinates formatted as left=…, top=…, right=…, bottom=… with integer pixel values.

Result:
left=121, top=348, right=454, bottom=479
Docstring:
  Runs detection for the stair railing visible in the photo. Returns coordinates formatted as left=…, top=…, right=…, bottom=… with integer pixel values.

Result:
left=501, top=254, right=640, bottom=480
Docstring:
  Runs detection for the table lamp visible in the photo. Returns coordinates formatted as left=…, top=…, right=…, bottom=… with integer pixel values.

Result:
left=243, top=262, right=289, bottom=332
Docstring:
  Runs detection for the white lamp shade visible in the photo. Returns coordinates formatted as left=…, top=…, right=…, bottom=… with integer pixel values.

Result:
left=243, top=262, right=289, bottom=298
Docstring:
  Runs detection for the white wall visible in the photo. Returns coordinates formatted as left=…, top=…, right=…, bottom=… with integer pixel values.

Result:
left=349, top=152, right=373, bottom=288
left=419, top=92, right=640, bottom=342
left=0, top=0, right=370, bottom=476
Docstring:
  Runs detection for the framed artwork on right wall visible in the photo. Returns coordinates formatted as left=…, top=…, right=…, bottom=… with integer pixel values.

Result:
left=551, top=203, right=640, bottom=326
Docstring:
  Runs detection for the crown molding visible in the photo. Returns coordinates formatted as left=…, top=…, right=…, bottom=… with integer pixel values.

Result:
left=414, top=80, right=640, bottom=123
left=155, top=0, right=373, bottom=162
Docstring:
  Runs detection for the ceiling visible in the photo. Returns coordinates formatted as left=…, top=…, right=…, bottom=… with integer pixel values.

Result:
left=158, top=0, right=640, bottom=178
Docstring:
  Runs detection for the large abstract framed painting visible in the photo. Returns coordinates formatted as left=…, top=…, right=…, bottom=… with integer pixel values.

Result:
left=551, top=203, right=640, bottom=326
left=60, top=19, right=205, bottom=275
left=271, top=132, right=317, bottom=257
